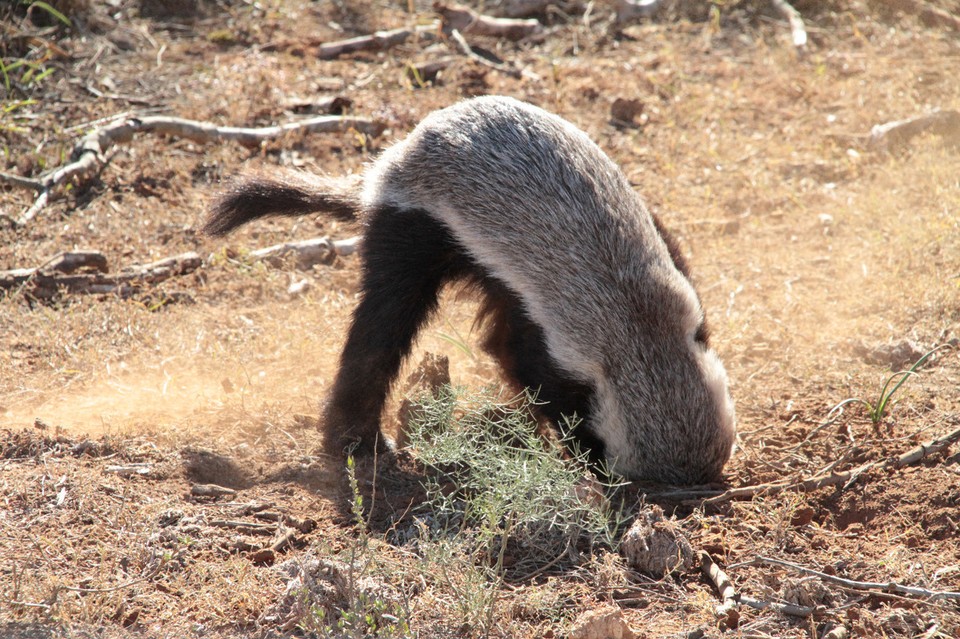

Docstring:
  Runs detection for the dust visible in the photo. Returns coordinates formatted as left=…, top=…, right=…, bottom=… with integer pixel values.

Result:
left=3, top=363, right=251, bottom=437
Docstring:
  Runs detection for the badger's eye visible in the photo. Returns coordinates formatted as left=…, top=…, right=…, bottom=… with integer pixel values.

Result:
left=694, top=322, right=710, bottom=346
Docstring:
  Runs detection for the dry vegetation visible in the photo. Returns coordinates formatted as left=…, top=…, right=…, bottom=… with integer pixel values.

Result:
left=1, top=0, right=959, bottom=637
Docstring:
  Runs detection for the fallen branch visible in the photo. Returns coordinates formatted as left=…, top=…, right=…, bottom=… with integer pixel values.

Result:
left=738, top=594, right=817, bottom=618
left=700, top=552, right=739, bottom=626
left=751, top=556, right=960, bottom=602
left=208, top=519, right=277, bottom=535
left=0, top=114, right=386, bottom=227
left=448, top=28, right=522, bottom=78
left=252, top=511, right=318, bottom=534
left=248, top=236, right=361, bottom=270
left=316, top=24, right=437, bottom=59
left=492, top=0, right=582, bottom=18
left=436, top=3, right=543, bottom=40
left=191, top=483, right=238, bottom=498
left=869, top=110, right=960, bottom=151
left=770, top=0, right=807, bottom=49
left=702, top=425, right=960, bottom=507
left=405, top=57, right=458, bottom=85
left=1, top=251, right=202, bottom=300
left=880, top=0, right=960, bottom=31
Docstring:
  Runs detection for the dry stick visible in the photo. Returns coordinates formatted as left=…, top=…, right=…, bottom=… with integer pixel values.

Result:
left=435, top=2, right=543, bottom=40
left=769, top=0, right=807, bottom=49
left=448, top=28, right=522, bottom=78
left=738, top=594, right=816, bottom=618
left=248, top=236, right=361, bottom=270
left=869, top=110, right=960, bottom=151
left=316, top=24, right=437, bottom=59
left=58, top=562, right=164, bottom=594
left=497, top=0, right=581, bottom=18
left=701, top=425, right=960, bottom=507
left=1, top=114, right=386, bottom=227
left=700, top=552, right=739, bottom=625
left=752, top=556, right=960, bottom=602
left=0, top=252, right=203, bottom=298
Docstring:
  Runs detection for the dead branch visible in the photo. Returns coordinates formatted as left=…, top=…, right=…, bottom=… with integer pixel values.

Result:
left=248, top=236, right=361, bottom=270
left=252, top=511, right=317, bottom=534
left=1, top=251, right=202, bottom=300
left=208, top=519, right=278, bottom=535
left=280, top=94, right=353, bottom=115
left=869, top=110, right=960, bottom=151
left=269, top=526, right=298, bottom=553
left=738, top=595, right=817, bottom=618
left=448, top=28, right=522, bottom=78
left=702, top=425, right=960, bottom=507
left=405, top=57, right=458, bottom=85
left=491, top=0, right=583, bottom=18
left=436, top=3, right=543, bottom=40
left=191, top=484, right=238, bottom=498
left=751, top=556, right=960, bottom=602
left=41, top=250, right=110, bottom=274
left=892, top=425, right=960, bottom=467
left=880, top=0, right=960, bottom=31
left=104, top=464, right=152, bottom=477
left=700, top=552, right=739, bottom=626
left=0, top=114, right=386, bottom=227
left=770, top=0, right=807, bottom=49
left=316, top=24, right=437, bottom=59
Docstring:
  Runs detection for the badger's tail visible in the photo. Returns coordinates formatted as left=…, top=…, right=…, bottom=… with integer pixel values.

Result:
left=204, top=170, right=362, bottom=237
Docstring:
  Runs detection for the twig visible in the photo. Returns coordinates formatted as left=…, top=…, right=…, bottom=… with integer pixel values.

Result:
left=751, top=556, right=960, bottom=602
left=269, top=526, right=298, bottom=553
left=435, top=3, right=543, bottom=40
left=494, top=0, right=583, bottom=18
left=209, top=519, right=278, bottom=535
left=869, top=110, right=960, bottom=151
left=448, top=28, right=521, bottom=78
left=247, top=236, right=361, bottom=270
left=702, top=425, right=960, bottom=506
left=738, top=594, right=816, bottom=618
left=0, top=114, right=386, bottom=227
left=191, top=483, right=237, bottom=498
left=315, top=24, right=437, bottom=59
left=59, top=562, right=163, bottom=594
left=769, top=0, right=807, bottom=49
left=1, top=251, right=203, bottom=299
left=700, top=552, right=739, bottom=626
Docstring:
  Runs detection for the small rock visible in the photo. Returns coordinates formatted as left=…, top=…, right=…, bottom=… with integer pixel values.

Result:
left=620, top=505, right=695, bottom=577
left=567, top=605, right=635, bottom=639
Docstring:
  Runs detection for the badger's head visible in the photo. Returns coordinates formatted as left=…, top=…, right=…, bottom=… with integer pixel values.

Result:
left=592, top=265, right=737, bottom=485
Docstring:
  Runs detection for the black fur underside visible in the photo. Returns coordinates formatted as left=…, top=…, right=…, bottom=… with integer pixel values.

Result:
left=322, top=205, right=603, bottom=465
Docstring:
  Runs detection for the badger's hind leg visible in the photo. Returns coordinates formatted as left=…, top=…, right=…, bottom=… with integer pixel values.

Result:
left=321, top=206, right=473, bottom=456
left=476, top=279, right=606, bottom=468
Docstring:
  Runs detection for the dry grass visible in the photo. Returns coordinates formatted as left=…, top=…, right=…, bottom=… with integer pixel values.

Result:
left=1, top=0, right=960, bottom=637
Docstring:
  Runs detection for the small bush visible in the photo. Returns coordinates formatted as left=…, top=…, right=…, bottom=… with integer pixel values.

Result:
left=405, top=387, right=625, bottom=575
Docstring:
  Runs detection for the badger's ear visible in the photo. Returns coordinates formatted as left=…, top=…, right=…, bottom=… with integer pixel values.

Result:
left=694, top=321, right=710, bottom=346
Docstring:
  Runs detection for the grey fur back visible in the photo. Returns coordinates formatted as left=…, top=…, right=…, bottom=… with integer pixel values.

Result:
left=362, top=96, right=735, bottom=482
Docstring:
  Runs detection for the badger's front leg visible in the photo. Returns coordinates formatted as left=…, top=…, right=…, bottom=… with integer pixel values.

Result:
left=321, top=206, right=472, bottom=456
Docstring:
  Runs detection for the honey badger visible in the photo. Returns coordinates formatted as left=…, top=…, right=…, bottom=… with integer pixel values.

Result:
left=205, top=96, right=736, bottom=484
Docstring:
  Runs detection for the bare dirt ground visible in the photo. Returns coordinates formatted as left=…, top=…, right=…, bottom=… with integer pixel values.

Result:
left=1, top=1, right=959, bottom=637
